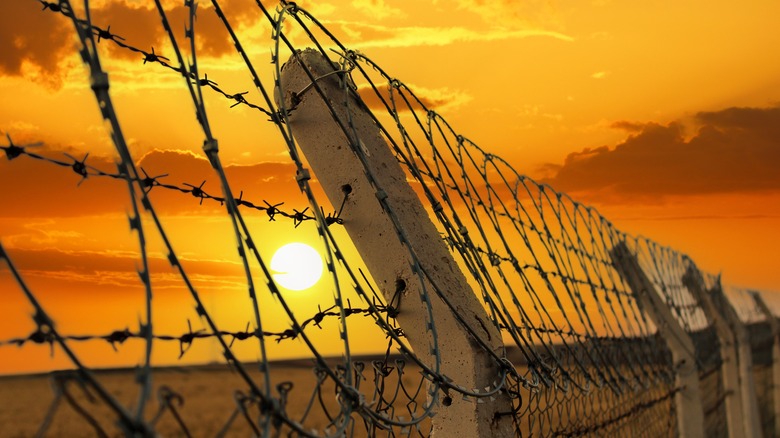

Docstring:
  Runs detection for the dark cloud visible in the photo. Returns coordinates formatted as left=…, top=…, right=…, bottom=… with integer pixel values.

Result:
left=609, top=120, right=645, bottom=133
left=1, top=149, right=129, bottom=217
left=356, top=84, right=451, bottom=112
left=91, top=2, right=244, bottom=61
left=0, top=148, right=304, bottom=218
left=542, top=105, right=780, bottom=200
left=0, top=1, right=262, bottom=84
left=0, top=2, right=71, bottom=85
left=136, top=149, right=306, bottom=213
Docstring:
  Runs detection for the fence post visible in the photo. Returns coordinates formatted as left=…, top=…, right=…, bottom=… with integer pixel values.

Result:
left=610, top=241, right=704, bottom=438
left=681, top=266, right=743, bottom=438
left=708, top=282, right=763, bottom=437
left=277, top=49, right=515, bottom=437
left=751, top=290, right=780, bottom=437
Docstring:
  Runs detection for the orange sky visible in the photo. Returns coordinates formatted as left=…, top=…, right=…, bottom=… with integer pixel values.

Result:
left=2, top=0, right=780, bottom=374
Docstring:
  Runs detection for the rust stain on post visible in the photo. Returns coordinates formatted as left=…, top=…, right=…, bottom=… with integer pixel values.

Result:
left=277, top=49, right=514, bottom=437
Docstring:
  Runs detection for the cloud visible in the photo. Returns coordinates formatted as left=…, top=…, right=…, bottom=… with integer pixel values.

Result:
left=356, top=83, right=472, bottom=112
left=350, top=0, right=406, bottom=20
left=90, top=1, right=251, bottom=61
left=609, top=120, right=645, bottom=133
left=456, top=0, right=565, bottom=33
left=0, top=0, right=261, bottom=85
left=0, top=148, right=131, bottom=217
left=4, top=246, right=249, bottom=292
left=322, top=20, right=573, bottom=49
left=0, top=1, right=72, bottom=86
left=137, top=149, right=305, bottom=210
left=541, top=105, right=780, bottom=200
left=0, top=147, right=305, bottom=218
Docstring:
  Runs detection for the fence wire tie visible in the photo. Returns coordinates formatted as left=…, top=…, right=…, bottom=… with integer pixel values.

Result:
left=44, top=373, right=110, bottom=438
left=149, top=385, right=191, bottom=437
left=292, top=67, right=356, bottom=109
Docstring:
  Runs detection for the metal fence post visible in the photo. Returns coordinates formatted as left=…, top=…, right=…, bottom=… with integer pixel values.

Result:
left=751, top=291, right=780, bottom=437
left=277, top=49, right=515, bottom=437
left=682, top=266, right=743, bottom=438
left=611, top=241, right=704, bottom=438
left=709, top=282, right=763, bottom=437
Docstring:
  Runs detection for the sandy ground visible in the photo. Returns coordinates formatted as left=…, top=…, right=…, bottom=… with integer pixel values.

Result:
left=0, top=364, right=360, bottom=437
left=0, top=359, right=432, bottom=437
left=1, top=362, right=773, bottom=437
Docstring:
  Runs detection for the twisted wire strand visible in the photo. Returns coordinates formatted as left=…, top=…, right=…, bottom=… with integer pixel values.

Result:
left=0, top=141, right=326, bottom=226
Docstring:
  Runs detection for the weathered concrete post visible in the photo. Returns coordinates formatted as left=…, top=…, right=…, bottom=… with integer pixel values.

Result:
left=709, top=283, right=763, bottom=437
left=751, top=290, right=780, bottom=437
left=610, top=241, right=704, bottom=438
left=682, top=266, right=743, bottom=438
left=277, top=49, right=514, bottom=437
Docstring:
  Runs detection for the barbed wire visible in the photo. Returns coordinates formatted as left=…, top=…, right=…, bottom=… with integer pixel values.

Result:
left=336, top=44, right=673, bottom=386
left=0, top=301, right=401, bottom=354
left=0, top=242, right=154, bottom=435
left=0, top=0, right=776, bottom=436
left=0, top=138, right=343, bottom=227
left=38, top=0, right=281, bottom=120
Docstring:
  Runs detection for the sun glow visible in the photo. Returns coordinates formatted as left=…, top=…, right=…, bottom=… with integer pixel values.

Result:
left=270, top=242, right=324, bottom=291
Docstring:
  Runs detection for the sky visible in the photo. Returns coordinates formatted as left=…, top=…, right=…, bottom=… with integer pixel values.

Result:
left=1, top=0, right=780, bottom=374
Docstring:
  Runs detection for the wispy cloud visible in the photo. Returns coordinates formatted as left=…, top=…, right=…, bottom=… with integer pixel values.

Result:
left=0, top=0, right=262, bottom=87
left=0, top=2, right=72, bottom=87
left=6, top=246, right=250, bottom=292
left=351, top=0, right=406, bottom=20
left=356, top=83, right=472, bottom=112
left=322, top=20, right=573, bottom=49
left=456, top=0, right=566, bottom=34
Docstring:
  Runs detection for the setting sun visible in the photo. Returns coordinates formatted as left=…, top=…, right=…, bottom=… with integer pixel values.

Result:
left=270, top=242, right=324, bottom=291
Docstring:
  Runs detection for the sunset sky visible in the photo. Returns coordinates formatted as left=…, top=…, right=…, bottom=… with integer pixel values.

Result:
left=2, top=0, right=780, bottom=374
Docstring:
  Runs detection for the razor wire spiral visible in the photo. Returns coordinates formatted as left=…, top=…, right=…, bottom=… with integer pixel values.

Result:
left=0, top=0, right=776, bottom=436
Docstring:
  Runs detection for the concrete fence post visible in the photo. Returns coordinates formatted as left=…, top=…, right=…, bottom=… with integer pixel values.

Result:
left=751, top=290, right=780, bottom=437
left=708, top=282, right=762, bottom=437
left=277, top=49, right=514, bottom=437
left=610, top=241, right=704, bottom=438
left=681, top=266, right=743, bottom=438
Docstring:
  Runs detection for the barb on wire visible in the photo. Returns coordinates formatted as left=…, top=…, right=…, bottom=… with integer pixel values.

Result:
left=38, top=1, right=277, bottom=118
left=1, top=133, right=43, bottom=160
left=0, top=301, right=401, bottom=354
left=0, top=141, right=329, bottom=226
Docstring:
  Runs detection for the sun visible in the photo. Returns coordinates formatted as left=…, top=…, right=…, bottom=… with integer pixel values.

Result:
left=270, top=242, right=324, bottom=291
